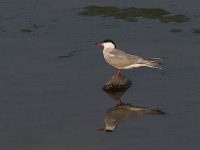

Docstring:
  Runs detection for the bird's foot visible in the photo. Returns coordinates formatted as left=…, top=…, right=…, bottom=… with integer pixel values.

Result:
left=116, top=100, right=123, bottom=106
left=113, top=73, right=120, bottom=77
left=113, top=69, right=120, bottom=77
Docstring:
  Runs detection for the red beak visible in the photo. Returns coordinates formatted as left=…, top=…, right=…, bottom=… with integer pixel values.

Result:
left=98, top=128, right=106, bottom=131
left=95, top=42, right=103, bottom=46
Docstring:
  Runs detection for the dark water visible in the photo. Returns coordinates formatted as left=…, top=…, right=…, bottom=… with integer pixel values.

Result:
left=0, top=0, right=200, bottom=150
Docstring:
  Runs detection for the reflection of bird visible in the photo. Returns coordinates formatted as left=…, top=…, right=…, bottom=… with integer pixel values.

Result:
left=95, top=39, right=162, bottom=76
left=99, top=103, right=166, bottom=132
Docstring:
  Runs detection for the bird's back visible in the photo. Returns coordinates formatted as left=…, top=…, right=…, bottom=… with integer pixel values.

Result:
left=103, top=48, right=142, bottom=69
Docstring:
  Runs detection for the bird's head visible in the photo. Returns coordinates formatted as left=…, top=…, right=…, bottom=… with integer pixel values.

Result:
left=95, top=39, right=116, bottom=49
left=98, top=128, right=114, bottom=132
left=98, top=122, right=117, bottom=132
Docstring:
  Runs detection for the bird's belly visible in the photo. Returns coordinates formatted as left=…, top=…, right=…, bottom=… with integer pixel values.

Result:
left=103, top=54, right=115, bottom=66
left=103, top=55, right=114, bottom=66
left=122, top=64, right=148, bottom=69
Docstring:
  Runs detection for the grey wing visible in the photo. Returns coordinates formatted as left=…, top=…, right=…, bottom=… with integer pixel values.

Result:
left=109, top=49, right=142, bottom=68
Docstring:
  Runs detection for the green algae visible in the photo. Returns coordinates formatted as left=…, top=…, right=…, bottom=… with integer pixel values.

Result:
left=58, top=49, right=82, bottom=58
left=32, top=24, right=46, bottom=29
left=20, top=29, right=33, bottom=33
left=159, top=15, right=190, bottom=23
left=19, top=24, right=52, bottom=35
left=191, top=28, right=200, bottom=34
left=170, top=28, right=183, bottom=33
left=79, top=5, right=120, bottom=16
left=79, top=5, right=190, bottom=23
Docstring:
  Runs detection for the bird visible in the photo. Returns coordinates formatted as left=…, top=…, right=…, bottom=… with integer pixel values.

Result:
left=95, top=39, right=162, bottom=76
left=98, top=103, right=166, bottom=132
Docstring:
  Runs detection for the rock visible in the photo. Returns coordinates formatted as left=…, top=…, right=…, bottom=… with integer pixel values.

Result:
left=103, top=74, right=132, bottom=92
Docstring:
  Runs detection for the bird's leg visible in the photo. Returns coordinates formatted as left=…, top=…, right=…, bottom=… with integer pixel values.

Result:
left=116, top=99, right=123, bottom=106
left=114, top=69, right=120, bottom=76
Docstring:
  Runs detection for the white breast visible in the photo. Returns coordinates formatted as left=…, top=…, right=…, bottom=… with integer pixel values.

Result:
left=103, top=48, right=116, bottom=65
left=123, top=63, right=149, bottom=69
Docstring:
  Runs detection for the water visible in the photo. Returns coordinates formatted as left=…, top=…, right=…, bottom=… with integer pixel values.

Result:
left=0, top=0, right=200, bottom=150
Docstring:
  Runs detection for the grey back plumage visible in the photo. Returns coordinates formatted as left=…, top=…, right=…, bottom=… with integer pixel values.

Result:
left=109, top=48, right=143, bottom=68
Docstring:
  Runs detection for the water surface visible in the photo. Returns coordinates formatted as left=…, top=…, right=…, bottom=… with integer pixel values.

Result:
left=0, top=0, right=200, bottom=150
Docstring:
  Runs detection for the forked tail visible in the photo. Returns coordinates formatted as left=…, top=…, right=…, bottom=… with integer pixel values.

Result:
left=142, top=58, right=163, bottom=69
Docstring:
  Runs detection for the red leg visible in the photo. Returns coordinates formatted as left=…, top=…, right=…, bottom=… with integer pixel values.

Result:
left=114, top=69, right=120, bottom=76
left=116, top=100, right=123, bottom=106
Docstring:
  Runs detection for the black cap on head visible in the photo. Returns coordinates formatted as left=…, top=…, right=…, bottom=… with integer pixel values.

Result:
left=103, top=39, right=116, bottom=48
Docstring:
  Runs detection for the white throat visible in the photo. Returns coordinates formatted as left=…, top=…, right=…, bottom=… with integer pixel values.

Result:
left=103, top=42, right=115, bottom=49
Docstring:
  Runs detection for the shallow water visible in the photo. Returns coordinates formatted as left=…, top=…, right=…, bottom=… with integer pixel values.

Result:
left=0, top=0, right=200, bottom=150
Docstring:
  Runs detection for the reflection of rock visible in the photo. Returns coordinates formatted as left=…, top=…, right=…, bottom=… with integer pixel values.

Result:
left=103, top=88, right=128, bottom=105
left=103, top=74, right=132, bottom=92
left=100, top=103, right=166, bottom=132
left=105, top=89, right=127, bottom=101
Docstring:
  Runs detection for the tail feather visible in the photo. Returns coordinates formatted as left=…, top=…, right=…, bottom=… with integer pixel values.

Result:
left=141, top=58, right=163, bottom=69
left=147, top=108, right=167, bottom=115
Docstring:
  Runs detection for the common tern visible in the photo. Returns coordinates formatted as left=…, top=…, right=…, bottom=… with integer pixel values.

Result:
left=95, top=39, right=162, bottom=76
left=99, top=103, right=166, bottom=132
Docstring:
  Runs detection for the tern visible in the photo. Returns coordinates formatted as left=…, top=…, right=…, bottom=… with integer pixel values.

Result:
left=99, top=103, right=166, bottom=132
left=95, top=39, right=162, bottom=76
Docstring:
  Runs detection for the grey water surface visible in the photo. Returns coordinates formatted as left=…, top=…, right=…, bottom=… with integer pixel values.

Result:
left=0, top=0, right=200, bottom=150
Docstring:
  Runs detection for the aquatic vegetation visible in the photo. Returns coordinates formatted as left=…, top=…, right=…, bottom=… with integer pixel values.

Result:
left=58, top=50, right=82, bottom=58
left=20, top=29, right=33, bottom=33
left=19, top=24, right=53, bottom=35
left=191, top=28, right=200, bottom=34
left=32, top=24, right=46, bottom=29
left=160, top=15, right=190, bottom=23
left=80, top=5, right=120, bottom=17
left=79, top=5, right=190, bottom=23
left=170, top=28, right=183, bottom=33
